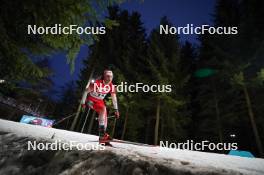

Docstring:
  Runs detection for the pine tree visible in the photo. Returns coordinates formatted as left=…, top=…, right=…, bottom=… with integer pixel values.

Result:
left=53, top=81, right=79, bottom=129
left=147, top=17, right=190, bottom=145
left=197, top=0, right=264, bottom=156
left=75, top=7, right=148, bottom=140
left=0, top=0, right=122, bottom=85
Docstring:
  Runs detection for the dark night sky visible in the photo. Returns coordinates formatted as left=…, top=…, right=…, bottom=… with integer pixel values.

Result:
left=50, top=0, right=216, bottom=99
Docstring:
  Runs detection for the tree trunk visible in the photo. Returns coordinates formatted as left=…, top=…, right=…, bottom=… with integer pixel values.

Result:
left=121, top=106, right=129, bottom=140
left=70, top=65, right=95, bottom=131
left=214, top=96, right=223, bottom=143
left=111, top=119, right=117, bottom=138
left=160, top=118, right=164, bottom=141
left=144, top=115, right=152, bottom=144
left=76, top=109, right=86, bottom=132
left=88, top=111, right=96, bottom=134
left=65, top=117, right=70, bottom=129
left=212, top=80, right=223, bottom=144
left=154, top=97, right=161, bottom=145
left=243, top=84, right=263, bottom=157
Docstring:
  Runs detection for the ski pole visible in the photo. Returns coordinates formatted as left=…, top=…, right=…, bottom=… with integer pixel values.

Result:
left=81, top=107, right=90, bottom=133
left=53, top=113, right=77, bottom=126
left=95, top=116, right=116, bottom=120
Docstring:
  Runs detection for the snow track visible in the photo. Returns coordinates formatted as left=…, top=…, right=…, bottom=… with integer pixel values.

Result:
left=0, top=119, right=264, bottom=175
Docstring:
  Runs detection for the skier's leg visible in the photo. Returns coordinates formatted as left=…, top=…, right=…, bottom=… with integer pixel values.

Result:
left=98, top=106, right=108, bottom=138
left=89, top=98, right=110, bottom=144
left=104, top=107, right=107, bottom=130
left=86, top=97, right=105, bottom=136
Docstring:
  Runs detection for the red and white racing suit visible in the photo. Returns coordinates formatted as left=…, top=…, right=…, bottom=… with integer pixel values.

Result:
left=85, top=79, right=117, bottom=130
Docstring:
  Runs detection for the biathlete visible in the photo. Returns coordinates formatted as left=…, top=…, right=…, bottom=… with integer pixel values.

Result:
left=82, top=70, right=119, bottom=145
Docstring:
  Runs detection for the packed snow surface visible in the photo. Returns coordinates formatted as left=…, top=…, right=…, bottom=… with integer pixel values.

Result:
left=0, top=119, right=264, bottom=175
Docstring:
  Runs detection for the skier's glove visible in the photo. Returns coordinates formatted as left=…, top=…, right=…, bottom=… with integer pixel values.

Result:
left=81, top=104, right=86, bottom=112
left=114, top=109, right=120, bottom=119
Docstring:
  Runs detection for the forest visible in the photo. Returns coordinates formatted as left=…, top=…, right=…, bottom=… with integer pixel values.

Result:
left=0, top=0, right=263, bottom=157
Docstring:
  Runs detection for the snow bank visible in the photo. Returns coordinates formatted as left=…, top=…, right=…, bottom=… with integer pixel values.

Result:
left=0, top=119, right=264, bottom=175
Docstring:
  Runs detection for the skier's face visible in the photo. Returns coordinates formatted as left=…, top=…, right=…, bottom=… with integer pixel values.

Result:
left=104, top=71, right=113, bottom=83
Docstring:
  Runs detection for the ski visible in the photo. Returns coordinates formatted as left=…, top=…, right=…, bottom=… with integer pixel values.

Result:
left=86, top=139, right=157, bottom=147
left=110, top=139, right=157, bottom=147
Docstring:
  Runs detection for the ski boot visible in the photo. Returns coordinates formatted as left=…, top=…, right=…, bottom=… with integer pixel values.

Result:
left=99, top=133, right=112, bottom=146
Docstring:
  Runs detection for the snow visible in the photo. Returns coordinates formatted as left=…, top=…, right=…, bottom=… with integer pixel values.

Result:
left=0, top=119, right=264, bottom=175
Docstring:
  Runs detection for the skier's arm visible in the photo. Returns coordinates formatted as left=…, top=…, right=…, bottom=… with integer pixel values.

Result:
left=111, top=92, right=118, bottom=110
left=85, top=81, right=94, bottom=93
left=111, top=87, right=120, bottom=118
left=81, top=80, right=94, bottom=105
